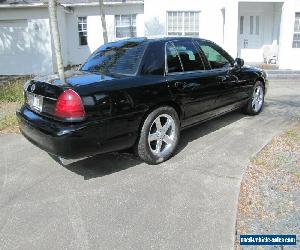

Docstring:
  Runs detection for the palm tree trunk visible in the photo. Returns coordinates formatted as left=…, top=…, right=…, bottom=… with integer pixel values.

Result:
left=48, top=0, right=66, bottom=84
left=99, top=0, right=108, bottom=44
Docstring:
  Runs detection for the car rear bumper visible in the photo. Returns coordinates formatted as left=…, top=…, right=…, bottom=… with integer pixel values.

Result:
left=17, top=106, right=139, bottom=159
left=17, top=106, right=108, bottom=159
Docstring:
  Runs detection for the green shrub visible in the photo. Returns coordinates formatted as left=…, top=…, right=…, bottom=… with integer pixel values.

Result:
left=0, top=78, right=28, bottom=104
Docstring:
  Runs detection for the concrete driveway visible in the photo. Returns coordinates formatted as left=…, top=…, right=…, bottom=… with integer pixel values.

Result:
left=0, top=80, right=299, bottom=250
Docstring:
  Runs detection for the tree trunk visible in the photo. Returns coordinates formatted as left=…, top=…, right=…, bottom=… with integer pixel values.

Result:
left=99, top=0, right=108, bottom=44
left=48, top=0, right=66, bottom=84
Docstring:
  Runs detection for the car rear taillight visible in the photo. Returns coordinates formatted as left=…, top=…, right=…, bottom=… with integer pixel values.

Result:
left=55, top=89, right=85, bottom=120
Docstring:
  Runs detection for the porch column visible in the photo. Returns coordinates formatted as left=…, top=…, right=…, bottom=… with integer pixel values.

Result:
left=223, top=1, right=239, bottom=58
left=278, top=0, right=296, bottom=69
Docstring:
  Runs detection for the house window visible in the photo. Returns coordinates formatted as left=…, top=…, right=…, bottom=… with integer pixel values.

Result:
left=256, top=16, right=260, bottom=35
left=293, top=13, right=300, bottom=48
left=115, top=15, right=137, bottom=38
left=78, top=17, right=87, bottom=46
left=239, top=16, right=244, bottom=35
left=250, top=16, right=254, bottom=35
left=167, top=11, right=200, bottom=37
left=249, top=16, right=259, bottom=35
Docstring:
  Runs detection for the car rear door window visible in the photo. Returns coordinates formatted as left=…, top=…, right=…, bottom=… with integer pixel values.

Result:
left=140, top=42, right=165, bottom=75
left=197, top=41, right=233, bottom=69
left=166, top=42, right=183, bottom=73
left=173, top=41, right=205, bottom=72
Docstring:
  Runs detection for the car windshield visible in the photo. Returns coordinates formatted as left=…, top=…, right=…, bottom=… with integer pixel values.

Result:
left=80, top=39, right=146, bottom=76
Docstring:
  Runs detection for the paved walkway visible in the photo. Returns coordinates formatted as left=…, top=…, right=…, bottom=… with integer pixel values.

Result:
left=0, top=80, right=299, bottom=250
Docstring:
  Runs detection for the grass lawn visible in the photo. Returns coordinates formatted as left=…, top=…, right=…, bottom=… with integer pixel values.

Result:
left=0, top=77, right=29, bottom=133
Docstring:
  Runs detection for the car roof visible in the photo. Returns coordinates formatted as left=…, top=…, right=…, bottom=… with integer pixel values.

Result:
left=114, top=36, right=209, bottom=44
left=147, top=36, right=203, bottom=41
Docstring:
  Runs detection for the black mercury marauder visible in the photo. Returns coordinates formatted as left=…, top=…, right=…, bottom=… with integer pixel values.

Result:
left=17, top=37, right=268, bottom=164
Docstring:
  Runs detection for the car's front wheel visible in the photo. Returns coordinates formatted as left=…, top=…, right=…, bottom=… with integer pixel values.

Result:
left=136, top=106, right=180, bottom=164
left=243, top=81, right=265, bottom=115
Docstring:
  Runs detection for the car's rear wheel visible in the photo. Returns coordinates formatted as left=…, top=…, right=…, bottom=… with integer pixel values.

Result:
left=243, top=81, right=265, bottom=115
left=136, top=106, right=180, bottom=164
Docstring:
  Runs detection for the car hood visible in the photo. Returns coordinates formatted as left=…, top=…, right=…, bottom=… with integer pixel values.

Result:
left=243, top=65, right=264, bottom=73
left=33, top=70, right=117, bottom=87
left=243, top=65, right=267, bottom=77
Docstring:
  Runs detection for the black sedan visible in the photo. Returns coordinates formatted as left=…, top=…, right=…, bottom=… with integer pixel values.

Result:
left=17, top=37, right=268, bottom=164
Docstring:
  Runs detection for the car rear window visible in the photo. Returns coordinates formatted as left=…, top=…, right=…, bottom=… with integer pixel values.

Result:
left=81, top=39, right=146, bottom=76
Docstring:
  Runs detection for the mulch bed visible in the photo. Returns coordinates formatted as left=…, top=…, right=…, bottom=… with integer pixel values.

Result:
left=235, top=124, right=300, bottom=249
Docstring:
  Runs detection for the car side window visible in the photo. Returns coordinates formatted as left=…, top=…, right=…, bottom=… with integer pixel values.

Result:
left=198, top=42, right=233, bottom=69
left=173, top=41, right=205, bottom=71
left=140, top=42, right=165, bottom=75
left=166, top=42, right=183, bottom=73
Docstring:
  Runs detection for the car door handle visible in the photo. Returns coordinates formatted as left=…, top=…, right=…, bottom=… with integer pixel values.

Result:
left=174, top=81, right=187, bottom=89
left=216, top=76, right=227, bottom=83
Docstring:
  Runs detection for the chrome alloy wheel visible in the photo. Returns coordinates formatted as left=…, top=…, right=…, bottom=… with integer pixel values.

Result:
left=252, top=85, right=264, bottom=112
left=148, top=114, right=176, bottom=157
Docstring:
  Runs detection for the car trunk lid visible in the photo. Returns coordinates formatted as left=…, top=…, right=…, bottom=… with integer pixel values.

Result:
left=24, top=70, right=116, bottom=121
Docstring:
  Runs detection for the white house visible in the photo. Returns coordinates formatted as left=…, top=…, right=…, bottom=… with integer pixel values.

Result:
left=0, top=0, right=300, bottom=75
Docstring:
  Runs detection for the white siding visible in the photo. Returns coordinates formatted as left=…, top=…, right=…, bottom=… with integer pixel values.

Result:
left=56, top=6, right=69, bottom=69
left=144, top=0, right=300, bottom=69
left=136, top=13, right=145, bottom=38
left=144, top=0, right=238, bottom=58
left=1, top=0, right=300, bottom=74
left=64, top=4, right=144, bottom=66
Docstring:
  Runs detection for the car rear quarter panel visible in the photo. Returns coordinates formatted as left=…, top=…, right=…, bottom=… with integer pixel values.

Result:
left=73, top=75, right=172, bottom=148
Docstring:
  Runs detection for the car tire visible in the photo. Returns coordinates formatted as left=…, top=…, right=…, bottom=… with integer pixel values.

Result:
left=136, top=106, right=180, bottom=164
left=243, top=81, right=265, bottom=115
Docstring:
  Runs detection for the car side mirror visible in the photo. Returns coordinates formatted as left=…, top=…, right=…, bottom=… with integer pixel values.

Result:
left=234, top=58, right=244, bottom=68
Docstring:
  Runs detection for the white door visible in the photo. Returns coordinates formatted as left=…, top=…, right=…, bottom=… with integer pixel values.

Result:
left=238, top=13, right=263, bottom=62
left=0, top=20, right=32, bottom=75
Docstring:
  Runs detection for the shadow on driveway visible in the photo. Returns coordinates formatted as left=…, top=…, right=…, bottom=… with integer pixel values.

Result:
left=59, top=110, right=245, bottom=180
